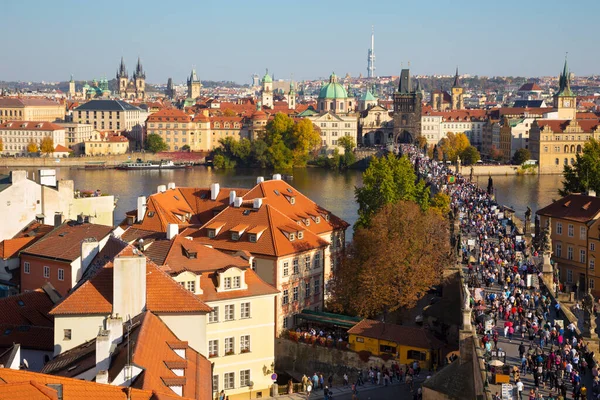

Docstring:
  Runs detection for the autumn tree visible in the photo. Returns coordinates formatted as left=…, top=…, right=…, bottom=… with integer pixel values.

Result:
left=430, top=192, right=451, bottom=216
left=27, top=140, right=39, bottom=154
left=460, top=145, right=481, bottom=165
left=416, top=135, right=428, bottom=151
left=289, top=118, right=321, bottom=166
left=222, top=109, right=236, bottom=117
left=561, top=138, right=600, bottom=196
left=489, top=145, right=503, bottom=161
left=439, top=132, right=470, bottom=162
left=145, top=133, right=168, bottom=153
left=330, top=201, right=450, bottom=317
left=0, top=137, right=3, bottom=152
left=337, top=136, right=356, bottom=169
left=512, top=148, right=531, bottom=165
left=355, top=154, right=429, bottom=228
left=40, top=136, right=54, bottom=155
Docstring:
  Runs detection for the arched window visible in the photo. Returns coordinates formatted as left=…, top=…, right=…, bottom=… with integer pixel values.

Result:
left=555, top=158, right=559, bottom=165
left=330, top=102, right=334, bottom=110
left=571, top=158, right=575, bottom=165
left=564, top=158, right=568, bottom=165
left=570, top=145, right=575, bottom=153
left=577, top=144, right=582, bottom=153
left=564, top=145, right=569, bottom=153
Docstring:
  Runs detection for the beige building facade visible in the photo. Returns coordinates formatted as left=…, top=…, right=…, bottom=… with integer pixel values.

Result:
left=0, top=98, right=65, bottom=124
left=0, top=121, right=66, bottom=155
left=84, top=132, right=129, bottom=156
left=57, top=122, right=94, bottom=154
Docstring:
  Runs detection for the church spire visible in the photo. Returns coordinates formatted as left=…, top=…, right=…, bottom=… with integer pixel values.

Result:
left=134, top=57, right=145, bottom=79
left=117, top=57, right=127, bottom=79
left=557, top=55, right=573, bottom=97
left=452, top=66, right=461, bottom=88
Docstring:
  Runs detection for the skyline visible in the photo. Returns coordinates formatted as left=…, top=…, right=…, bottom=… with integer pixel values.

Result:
left=2, top=0, right=600, bottom=84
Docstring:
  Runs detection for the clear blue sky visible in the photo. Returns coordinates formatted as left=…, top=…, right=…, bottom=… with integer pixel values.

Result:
left=2, top=0, right=598, bottom=84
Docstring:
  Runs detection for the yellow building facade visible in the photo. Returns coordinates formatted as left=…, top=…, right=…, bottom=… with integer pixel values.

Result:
left=0, top=98, right=65, bottom=124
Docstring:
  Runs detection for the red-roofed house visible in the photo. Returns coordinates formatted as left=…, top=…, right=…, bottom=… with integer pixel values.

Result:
left=0, top=121, right=66, bottom=156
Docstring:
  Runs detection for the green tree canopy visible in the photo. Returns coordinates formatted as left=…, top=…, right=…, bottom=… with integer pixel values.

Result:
left=460, top=145, right=481, bottom=165
left=561, top=138, right=600, bottom=196
left=512, top=148, right=531, bottom=165
left=355, top=154, right=430, bottom=228
left=145, top=133, right=168, bottom=153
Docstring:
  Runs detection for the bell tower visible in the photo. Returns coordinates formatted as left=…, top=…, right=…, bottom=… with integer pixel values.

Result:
left=555, top=57, right=576, bottom=120
left=133, top=57, right=146, bottom=100
left=187, top=68, right=202, bottom=99
left=261, top=69, right=273, bottom=109
left=116, top=57, right=128, bottom=98
left=286, top=81, right=296, bottom=109
left=451, top=67, right=464, bottom=110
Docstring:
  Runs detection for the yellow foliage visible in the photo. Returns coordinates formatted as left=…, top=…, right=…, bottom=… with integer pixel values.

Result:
left=439, top=132, right=470, bottom=162
left=40, top=136, right=54, bottom=154
left=27, top=141, right=39, bottom=153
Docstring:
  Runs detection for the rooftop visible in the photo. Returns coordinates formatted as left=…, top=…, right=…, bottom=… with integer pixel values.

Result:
left=74, top=100, right=142, bottom=112
left=347, top=319, right=443, bottom=350
left=536, top=193, right=600, bottom=222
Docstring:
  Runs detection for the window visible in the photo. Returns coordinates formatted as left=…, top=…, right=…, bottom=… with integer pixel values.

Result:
left=24, top=262, right=30, bottom=274
left=314, top=253, right=321, bottom=269
left=305, top=281, right=311, bottom=298
left=225, top=304, right=235, bottom=321
left=212, top=375, right=219, bottom=393
left=591, top=243, right=596, bottom=252
left=58, top=269, right=64, bottom=281
left=225, top=337, right=234, bottom=355
left=240, top=335, right=250, bottom=353
left=64, top=329, right=71, bottom=340
left=209, top=340, right=219, bottom=358
left=581, top=226, right=587, bottom=240
left=240, top=369, right=251, bottom=387
left=580, top=250, right=586, bottom=263
left=293, top=259, right=299, bottom=274
left=568, top=246, right=573, bottom=260
left=241, top=302, right=251, bottom=319
left=249, top=234, right=257, bottom=243
left=304, top=255, right=310, bottom=270
left=209, top=306, right=219, bottom=323
left=283, top=316, right=289, bottom=329
left=568, top=224, right=574, bottom=237
left=251, top=259, right=256, bottom=270
left=556, top=243, right=562, bottom=257
left=43, top=266, right=50, bottom=278
left=567, top=269, right=573, bottom=283
left=224, top=372, right=235, bottom=390
left=293, top=286, right=299, bottom=302
left=224, top=277, right=231, bottom=289
left=186, top=280, right=195, bottom=292
left=591, top=258, right=595, bottom=271
left=380, top=344, right=396, bottom=354
left=407, top=350, right=427, bottom=361
left=591, top=278, right=596, bottom=290
left=233, top=276, right=241, bottom=288
left=556, top=222, right=562, bottom=235
left=283, top=262, right=289, bottom=277
left=282, top=289, right=289, bottom=305
left=314, top=279, right=320, bottom=295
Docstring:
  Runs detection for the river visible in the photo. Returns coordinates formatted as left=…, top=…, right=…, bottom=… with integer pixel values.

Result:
left=0, top=166, right=563, bottom=239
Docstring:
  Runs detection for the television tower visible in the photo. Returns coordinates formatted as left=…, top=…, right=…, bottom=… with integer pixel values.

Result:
left=367, top=26, right=375, bottom=78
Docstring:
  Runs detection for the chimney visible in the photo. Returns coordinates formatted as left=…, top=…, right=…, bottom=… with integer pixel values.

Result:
left=229, top=191, right=237, bottom=205
left=272, top=174, right=282, bottom=180
left=81, top=238, right=100, bottom=273
left=106, top=315, right=123, bottom=346
left=167, top=223, right=178, bottom=240
left=95, top=330, right=111, bottom=373
left=157, top=185, right=167, bottom=193
left=588, top=189, right=596, bottom=197
left=113, top=255, right=147, bottom=320
left=210, top=183, right=220, bottom=200
left=137, top=196, right=147, bottom=223
left=234, top=197, right=243, bottom=208
left=167, top=182, right=176, bottom=190
left=253, top=198, right=263, bottom=209
left=256, top=176, right=264, bottom=184
left=54, top=212, right=64, bottom=228
left=96, top=370, right=109, bottom=384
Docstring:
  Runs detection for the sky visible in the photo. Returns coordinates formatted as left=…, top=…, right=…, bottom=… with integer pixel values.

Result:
left=2, top=0, right=599, bottom=84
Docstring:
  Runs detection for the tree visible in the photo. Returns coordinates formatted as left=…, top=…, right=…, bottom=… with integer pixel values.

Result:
left=460, top=146, right=481, bottom=165
left=0, top=137, right=3, bottom=152
left=330, top=201, right=450, bottom=317
left=512, top=148, right=531, bottom=165
left=416, top=135, right=428, bottom=150
left=27, top=140, right=39, bottom=154
left=439, top=132, right=470, bottom=162
left=337, top=136, right=356, bottom=169
left=181, top=144, right=191, bottom=152
left=430, top=192, right=451, bottom=216
left=40, top=136, right=54, bottom=155
left=222, top=109, right=236, bottom=117
left=489, top=145, right=503, bottom=162
left=145, top=133, right=168, bottom=153
left=561, top=138, right=600, bottom=196
left=355, top=154, right=429, bottom=228
left=289, top=118, right=321, bottom=167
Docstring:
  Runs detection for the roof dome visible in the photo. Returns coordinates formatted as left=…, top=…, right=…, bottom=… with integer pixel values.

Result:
left=318, top=72, right=347, bottom=100
left=262, top=69, right=272, bottom=84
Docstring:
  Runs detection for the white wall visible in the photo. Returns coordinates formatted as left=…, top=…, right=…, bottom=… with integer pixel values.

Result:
left=113, top=256, right=146, bottom=320
left=158, top=313, right=207, bottom=356
left=54, top=314, right=107, bottom=355
left=0, top=171, right=42, bottom=241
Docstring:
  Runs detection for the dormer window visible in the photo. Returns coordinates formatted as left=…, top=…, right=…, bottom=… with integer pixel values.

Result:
left=290, top=196, right=296, bottom=205
left=315, top=217, right=321, bottom=223
left=298, top=231, right=304, bottom=240
left=304, top=219, right=310, bottom=226
left=289, top=233, right=295, bottom=242
left=231, top=231, right=240, bottom=241
left=208, top=229, right=216, bottom=238
left=249, top=234, right=257, bottom=243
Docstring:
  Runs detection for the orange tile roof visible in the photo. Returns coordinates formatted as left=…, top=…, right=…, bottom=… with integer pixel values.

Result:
left=21, top=222, right=113, bottom=262
left=50, top=243, right=211, bottom=315
left=191, top=202, right=329, bottom=257
left=0, top=369, right=158, bottom=400
left=146, top=109, right=192, bottom=123
left=0, top=121, right=65, bottom=131
left=53, top=144, right=72, bottom=153
left=0, top=237, right=38, bottom=259
left=0, top=288, right=55, bottom=327
left=196, top=268, right=278, bottom=302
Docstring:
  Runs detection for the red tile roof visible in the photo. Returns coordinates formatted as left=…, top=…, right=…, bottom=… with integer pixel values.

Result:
left=196, top=268, right=278, bottom=302
left=147, top=109, right=192, bottom=123
left=0, top=98, right=61, bottom=108
left=536, top=118, right=600, bottom=133
left=50, top=243, right=211, bottom=315
left=0, top=237, right=38, bottom=259
left=152, top=237, right=248, bottom=271
left=21, top=222, right=113, bottom=262
left=53, top=144, right=72, bottom=153
left=348, top=319, right=443, bottom=350
left=0, top=121, right=65, bottom=131
left=518, top=83, right=543, bottom=91
left=536, top=194, right=600, bottom=222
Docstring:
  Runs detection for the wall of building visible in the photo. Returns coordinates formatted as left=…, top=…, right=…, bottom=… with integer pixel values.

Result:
left=348, top=335, right=432, bottom=366
left=53, top=314, right=107, bottom=355
left=159, top=313, right=207, bottom=356
left=20, top=255, right=73, bottom=296
left=0, top=171, right=42, bottom=241
left=20, top=348, right=53, bottom=372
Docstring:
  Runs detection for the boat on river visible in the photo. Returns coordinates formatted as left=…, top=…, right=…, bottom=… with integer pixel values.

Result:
left=115, top=159, right=190, bottom=170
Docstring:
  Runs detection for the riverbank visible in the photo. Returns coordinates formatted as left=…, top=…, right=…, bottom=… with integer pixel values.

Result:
left=459, top=164, right=557, bottom=176
left=0, top=152, right=207, bottom=168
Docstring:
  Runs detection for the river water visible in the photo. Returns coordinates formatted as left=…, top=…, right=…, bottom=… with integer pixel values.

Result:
left=0, top=166, right=563, bottom=239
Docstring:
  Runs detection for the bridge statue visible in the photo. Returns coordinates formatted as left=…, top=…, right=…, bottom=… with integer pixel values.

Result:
left=582, top=288, right=598, bottom=339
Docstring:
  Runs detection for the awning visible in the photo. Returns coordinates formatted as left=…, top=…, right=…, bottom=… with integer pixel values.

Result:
left=296, top=309, right=361, bottom=329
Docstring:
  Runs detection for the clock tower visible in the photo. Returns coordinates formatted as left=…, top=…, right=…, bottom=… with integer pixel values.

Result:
left=554, top=58, right=576, bottom=120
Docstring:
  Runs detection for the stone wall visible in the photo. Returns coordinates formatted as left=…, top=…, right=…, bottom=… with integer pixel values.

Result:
left=275, top=338, right=398, bottom=379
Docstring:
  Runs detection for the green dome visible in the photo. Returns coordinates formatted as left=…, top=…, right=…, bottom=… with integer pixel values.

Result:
left=318, top=72, right=347, bottom=99
left=262, top=69, right=272, bottom=83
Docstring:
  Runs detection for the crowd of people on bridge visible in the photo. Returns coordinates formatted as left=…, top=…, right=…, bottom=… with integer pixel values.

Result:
left=401, top=145, right=600, bottom=399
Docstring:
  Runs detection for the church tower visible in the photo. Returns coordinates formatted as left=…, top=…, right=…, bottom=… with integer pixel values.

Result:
left=285, top=81, right=296, bottom=109
left=451, top=67, right=464, bottom=110
left=116, top=57, right=128, bottom=98
left=187, top=68, right=202, bottom=99
left=133, top=57, right=146, bottom=100
left=392, top=68, right=422, bottom=143
left=261, top=69, right=273, bottom=109
left=68, top=75, right=75, bottom=98
left=555, top=58, right=576, bottom=120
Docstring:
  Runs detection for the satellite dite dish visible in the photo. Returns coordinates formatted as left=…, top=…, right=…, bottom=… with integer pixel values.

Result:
left=22, top=359, right=29, bottom=369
